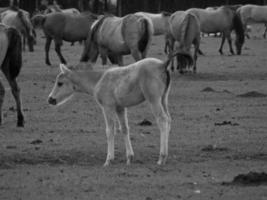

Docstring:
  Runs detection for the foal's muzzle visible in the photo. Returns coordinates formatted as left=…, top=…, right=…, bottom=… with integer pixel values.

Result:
left=48, top=97, right=57, bottom=105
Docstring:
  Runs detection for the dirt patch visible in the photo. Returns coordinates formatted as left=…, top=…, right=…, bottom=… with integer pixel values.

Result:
left=201, top=145, right=229, bottom=152
left=214, top=121, right=239, bottom=126
left=201, top=87, right=216, bottom=92
left=138, top=119, right=152, bottom=126
left=237, top=91, right=267, bottom=98
left=223, top=172, right=267, bottom=186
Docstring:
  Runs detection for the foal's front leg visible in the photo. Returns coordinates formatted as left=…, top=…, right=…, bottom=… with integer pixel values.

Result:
left=102, top=107, right=116, bottom=166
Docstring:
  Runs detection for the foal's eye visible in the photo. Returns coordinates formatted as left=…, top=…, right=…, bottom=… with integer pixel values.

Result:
left=57, top=82, right=63, bottom=87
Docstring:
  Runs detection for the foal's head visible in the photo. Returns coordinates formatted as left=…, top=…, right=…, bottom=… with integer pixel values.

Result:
left=48, top=64, right=77, bottom=106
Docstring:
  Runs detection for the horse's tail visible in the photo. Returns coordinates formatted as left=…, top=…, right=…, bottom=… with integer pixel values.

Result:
left=4, top=27, right=22, bottom=79
left=177, top=13, right=195, bottom=70
left=31, top=14, right=46, bottom=28
left=232, top=11, right=245, bottom=47
left=162, top=51, right=193, bottom=73
left=80, top=16, right=106, bottom=62
left=138, top=17, right=152, bottom=53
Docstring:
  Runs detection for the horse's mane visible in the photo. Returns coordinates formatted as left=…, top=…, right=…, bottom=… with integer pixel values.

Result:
left=80, top=11, right=99, bottom=20
left=161, top=11, right=172, bottom=17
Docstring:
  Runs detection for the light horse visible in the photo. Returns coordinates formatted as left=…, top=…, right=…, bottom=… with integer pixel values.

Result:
left=48, top=53, right=190, bottom=165
left=237, top=5, right=267, bottom=39
left=165, top=11, right=199, bottom=73
left=187, top=6, right=245, bottom=55
left=0, top=23, right=24, bottom=127
left=134, top=11, right=171, bottom=35
left=80, top=14, right=153, bottom=66
left=31, top=12, right=97, bottom=65
left=1, top=9, right=35, bottom=52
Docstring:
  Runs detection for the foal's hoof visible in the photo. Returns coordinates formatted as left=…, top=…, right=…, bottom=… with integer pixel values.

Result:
left=126, top=155, right=134, bottom=165
left=157, top=154, right=167, bottom=165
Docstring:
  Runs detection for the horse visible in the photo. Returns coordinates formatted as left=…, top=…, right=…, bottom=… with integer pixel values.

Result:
left=80, top=14, right=153, bottom=66
left=134, top=11, right=171, bottom=35
left=48, top=52, right=191, bottom=165
left=165, top=11, right=199, bottom=73
left=0, top=23, right=24, bottom=127
left=31, top=12, right=98, bottom=65
left=187, top=6, right=245, bottom=55
left=0, top=9, right=35, bottom=52
left=44, top=6, right=80, bottom=15
left=237, top=5, right=267, bottom=39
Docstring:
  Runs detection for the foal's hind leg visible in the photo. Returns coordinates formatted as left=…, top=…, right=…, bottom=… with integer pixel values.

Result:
left=116, top=107, right=134, bottom=165
left=54, top=39, right=67, bottom=64
left=0, top=81, right=5, bottom=125
left=102, top=106, right=116, bottom=166
left=7, top=77, right=24, bottom=127
left=149, top=100, right=170, bottom=165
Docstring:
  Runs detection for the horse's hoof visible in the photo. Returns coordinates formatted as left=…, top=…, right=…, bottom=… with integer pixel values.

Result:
left=46, top=61, right=51, bottom=66
left=157, top=154, right=167, bottom=165
left=17, top=121, right=24, bottom=127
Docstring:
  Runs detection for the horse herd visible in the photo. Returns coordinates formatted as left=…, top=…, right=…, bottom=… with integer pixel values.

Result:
left=1, top=4, right=267, bottom=166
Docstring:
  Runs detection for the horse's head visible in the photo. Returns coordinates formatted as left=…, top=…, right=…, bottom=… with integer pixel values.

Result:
left=48, top=64, right=77, bottom=106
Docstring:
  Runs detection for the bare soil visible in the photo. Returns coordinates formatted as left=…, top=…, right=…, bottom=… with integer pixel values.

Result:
left=1, top=26, right=267, bottom=200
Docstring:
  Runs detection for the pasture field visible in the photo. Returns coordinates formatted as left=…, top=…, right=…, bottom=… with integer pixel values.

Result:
left=1, top=27, right=267, bottom=200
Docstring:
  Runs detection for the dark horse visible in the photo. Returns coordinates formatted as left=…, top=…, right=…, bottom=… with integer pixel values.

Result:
left=0, top=23, right=24, bottom=127
left=31, top=12, right=98, bottom=65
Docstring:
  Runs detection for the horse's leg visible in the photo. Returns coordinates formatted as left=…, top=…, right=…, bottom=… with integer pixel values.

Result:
left=54, top=39, right=67, bottom=64
left=116, top=107, right=134, bottom=165
left=6, top=77, right=24, bottom=127
left=226, top=32, right=234, bottom=55
left=149, top=100, right=169, bottom=165
left=218, top=32, right=226, bottom=55
left=193, top=37, right=200, bottom=73
left=102, top=106, right=116, bottom=167
left=0, top=81, right=5, bottom=126
left=99, top=47, right=108, bottom=65
left=263, top=24, right=267, bottom=39
left=45, top=36, right=52, bottom=65
left=22, top=35, right=26, bottom=51
left=117, top=55, right=123, bottom=66
left=130, top=48, right=142, bottom=62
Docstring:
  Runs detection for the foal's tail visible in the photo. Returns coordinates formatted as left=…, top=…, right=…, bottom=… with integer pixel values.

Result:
left=5, top=27, right=22, bottom=79
left=31, top=14, right=46, bottom=28
left=138, top=17, right=153, bottom=54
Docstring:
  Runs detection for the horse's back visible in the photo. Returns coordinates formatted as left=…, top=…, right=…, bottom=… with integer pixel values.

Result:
left=239, top=4, right=267, bottom=23
left=44, top=12, right=93, bottom=41
left=188, top=7, right=233, bottom=32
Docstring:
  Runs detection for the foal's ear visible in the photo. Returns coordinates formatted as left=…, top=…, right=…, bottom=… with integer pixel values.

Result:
left=60, top=63, right=72, bottom=75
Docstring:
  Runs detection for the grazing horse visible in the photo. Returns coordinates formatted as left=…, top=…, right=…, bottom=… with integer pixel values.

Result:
left=187, top=6, right=245, bottom=55
left=135, top=11, right=171, bottom=35
left=237, top=5, right=267, bottom=38
left=1, top=9, right=35, bottom=52
left=80, top=14, right=153, bottom=66
left=31, top=12, right=97, bottom=65
left=0, top=23, right=24, bottom=127
left=48, top=53, right=190, bottom=165
left=165, top=11, right=199, bottom=73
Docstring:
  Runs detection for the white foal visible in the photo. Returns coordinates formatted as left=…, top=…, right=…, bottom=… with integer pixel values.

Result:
left=48, top=55, right=187, bottom=166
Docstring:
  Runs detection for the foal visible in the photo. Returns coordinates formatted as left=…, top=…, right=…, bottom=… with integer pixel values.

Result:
left=48, top=54, right=190, bottom=166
